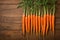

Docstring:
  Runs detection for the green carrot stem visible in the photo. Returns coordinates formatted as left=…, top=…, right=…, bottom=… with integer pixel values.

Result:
left=44, top=6, right=46, bottom=15
left=53, top=5, right=55, bottom=16
left=39, top=8, right=41, bottom=16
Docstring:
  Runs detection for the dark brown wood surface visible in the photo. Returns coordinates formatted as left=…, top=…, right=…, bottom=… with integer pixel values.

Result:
left=0, top=0, right=60, bottom=40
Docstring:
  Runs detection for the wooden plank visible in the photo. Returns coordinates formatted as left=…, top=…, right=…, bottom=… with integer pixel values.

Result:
left=55, top=30, right=60, bottom=40
left=0, top=23, right=22, bottom=30
left=55, top=24, right=60, bottom=30
left=0, top=16, right=22, bottom=23
left=0, top=0, right=19, bottom=4
left=56, top=5, right=60, bottom=17
left=57, top=0, right=60, bottom=4
left=0, top=20, right=22, bottom=24
left=0, top=30, right=23, bottom=40
left=0, top=30, right=22, bottom=36
left=0, top=5, right=17, bottom=10
left=0, top=8, right=23, bottom=16
left=56, top=18, right=60, bottom=23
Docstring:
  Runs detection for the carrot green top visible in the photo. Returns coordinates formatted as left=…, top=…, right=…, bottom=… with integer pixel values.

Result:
left=17, top=0, right=56, bottom=16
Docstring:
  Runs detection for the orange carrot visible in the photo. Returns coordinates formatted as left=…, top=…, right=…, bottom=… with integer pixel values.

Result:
left=27, top=15, right=31, bottom=33
left=51, top=15, right=54, bottom=33
left=32, top=15, right=36, bottom=32
left=41, top=15, right=46, bottom=36
left=46, top=14, right=49, bottom=35
left=37, top=16, right=41, bottom=34
left=46, top=8, right=49, bottom=35
left=49, top=14, right=52, bottom=31
left=43, top=15, right=46, bottom=36
left=49, top=15, right=54, bottom=34
left=41, top=6, right=47, bottom=36
left=25, top=16, right=28, bottom=33
left=31, top=14, right=33, bottom=34
left=36, top=15, right=38, bottom=36
left=22, top=14, right=25, bottom=35
left=41, top=17, right=44, bottom=35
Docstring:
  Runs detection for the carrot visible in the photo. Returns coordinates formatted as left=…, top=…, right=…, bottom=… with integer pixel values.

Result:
left=41, top=15, right=46, bottom=36
left=36, top=15, right=38, bottom=36
left=22, top=14, right=25, bottom=35
left=37, top=9, right=41, bottom=35
left=46, top=8, right=49, bottom=35
left=43, top=15, right=46, bottom=36
left=41, top=17, right=43, bottom=35
left=41, top=6, right=47, bottom=36
left=51, top=15, right=54, bottom=33
left=46, top=14, right=49, bottom=35
left=49, top=12, right=55, bottom=34
left=32, top=15, right=36, bottom=32
left=49, top=14, right=52, bottom=31
left=27, top=15, right=31, bottom=33
left=49, top=14, right=54, bottom=34
left=37, top=16, right=41, bottom=34
left=31, top=14, right=33, bottom=34
left=49, top=5, right=55, bottom=35
left=25, top=16, right=28, bottom=33
left=51, top=5, right=55, bottom=34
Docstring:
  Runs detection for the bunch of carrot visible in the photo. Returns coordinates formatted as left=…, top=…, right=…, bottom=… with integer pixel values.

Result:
left=18, top=0, right=56, bottom=37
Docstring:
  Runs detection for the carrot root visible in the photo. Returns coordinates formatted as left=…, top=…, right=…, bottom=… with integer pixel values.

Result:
left=37, top=16, right=41, bottom=34
left=22, top=15, right=25, bottom=35
left=41, top=15, right=46, bottom=36
left=36, top=16, right=38, bottom=36
left=32, top=15, right=36, bottom=32
left=51, top=15, right=54, bottom=34
left=46, top=14, right=49, bottom=35
left=25, top=16, right=28, bottom=33
left=31, top=15, right=33, bottom=34
left=27, top=15, right=31, bottom=33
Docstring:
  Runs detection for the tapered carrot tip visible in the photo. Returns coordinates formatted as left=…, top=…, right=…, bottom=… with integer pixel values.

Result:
left=42, top=24, right=46, bottom=36
left=27, top=15, right=31, bottom=33
left=25, top=16, right=28, bottom=33
left=41, top=26, right=45, bottom=36
left=22, top=15, right=25, bottom=35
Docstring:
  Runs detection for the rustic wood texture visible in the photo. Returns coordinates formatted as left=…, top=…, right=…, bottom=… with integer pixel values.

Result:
left=0, top=0, right=60, bottom=40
